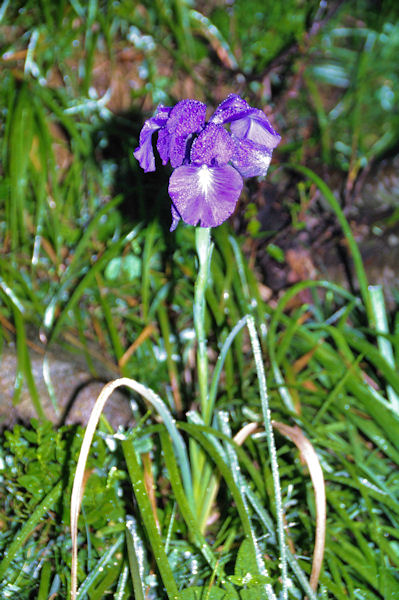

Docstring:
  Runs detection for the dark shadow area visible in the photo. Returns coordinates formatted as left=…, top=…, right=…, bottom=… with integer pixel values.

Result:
left=92, top=108, right=174, bottom=234
left=91, top=106, right=183, bottom=295
left=91, top=108, right=196, bottom=409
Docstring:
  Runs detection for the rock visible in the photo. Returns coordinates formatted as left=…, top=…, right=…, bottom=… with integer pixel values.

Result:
left=0, top=341, right=133, bottom=430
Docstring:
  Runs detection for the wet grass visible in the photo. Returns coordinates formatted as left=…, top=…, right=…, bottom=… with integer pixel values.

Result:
left=1, top=1, right=399, bottom=598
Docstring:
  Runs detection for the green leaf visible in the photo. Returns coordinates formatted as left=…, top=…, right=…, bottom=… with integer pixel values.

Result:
left=234, top=539, right=259, bottom=579
left=230, top=541, right=271, bottom=599
left=266, top=244, right=285, bottom=263
left=121, top=436, right=180, bottom=600
left=104, top=254, right=142, bottom=282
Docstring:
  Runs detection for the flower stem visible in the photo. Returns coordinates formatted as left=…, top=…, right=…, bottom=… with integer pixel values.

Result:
left=194, top=227, right=213, bottom=424
left=192, top=227, right=214, bottom=530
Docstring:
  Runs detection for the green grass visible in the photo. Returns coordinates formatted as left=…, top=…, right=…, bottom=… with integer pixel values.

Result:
left=1, top=1, right=399, bottom=598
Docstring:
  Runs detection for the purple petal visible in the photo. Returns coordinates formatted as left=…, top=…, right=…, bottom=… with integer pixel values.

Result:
left=156, top=128, right=171, bottom=165
left=209, top=94, right=252, bottom=125
left=167, top=99, right=207, bottom=167
left=133, top=130, right=157, bottom=173
left=167, top=99, right=207, bottom=136
left=133, top=105, right=171, bottom=172
left=170, top=202, right=181, bottom=232
left=190, top=123, right=234, bottom=166
left=168, top=164, right=243, bottom=229
left=169, top=134, right=192, bottom=169
left=232, top=136, right=272, bottom=177
left=230, top=108, right=281, bottom=150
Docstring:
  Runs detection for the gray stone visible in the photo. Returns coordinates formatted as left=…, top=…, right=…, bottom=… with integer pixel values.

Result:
left=0, top=340, right=133, bottom=430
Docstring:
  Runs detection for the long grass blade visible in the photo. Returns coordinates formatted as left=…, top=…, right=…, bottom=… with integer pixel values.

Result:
left=208, top=316, right=248, bottom=417
left=287, top=165, right=373, bottom=326
left=369, top=285, right=399, bottom=413
left=160, top=430, right=219, bottom=570
left=76, top=534, right=124, bottom=599
left=179, top=422, right=277, bottom=600
left=246, top=315, right=288, bottom=600
left=121, top=436, right=179, bottom=600
left=0, top=480, right=63, bottom=580
left=126, top=517, right=146, bottom=600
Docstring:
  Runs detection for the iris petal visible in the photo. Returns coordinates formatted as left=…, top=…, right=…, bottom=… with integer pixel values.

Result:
left=169, top=134, right=192, bottom=169
left=167, top=99, right=207, bottom=167
left=156, top=128, right=171, bottom=165
left=133, top=105, right=171, bottom=172
left=168, top=164, right=243, bottom=230
left=170, top=202, right=181, bottom=232
left=191, top=123, right=234, bottom=166
left=209, top=94, right=252, bottom=125
left=232, top=136, right=272, bottom=177
left=230, top=108, right=281, bottom=150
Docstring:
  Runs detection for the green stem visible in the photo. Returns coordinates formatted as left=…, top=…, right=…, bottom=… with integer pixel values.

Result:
left=191, top=227, right=214, bottom=529
left=194, top=227, right=213, bottom=425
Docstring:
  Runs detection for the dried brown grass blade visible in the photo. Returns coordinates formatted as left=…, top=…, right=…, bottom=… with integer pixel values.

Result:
left=232, top=420, right=326, bottom=592
left=119, top=324, right=156, bottom=368
left=70, top=375, right=186, bottom=599
left=70, top=378, right=128, bottom=599
left=233, top=421, right=259, bottom=446
left=272, top=421, right=326, bottom=592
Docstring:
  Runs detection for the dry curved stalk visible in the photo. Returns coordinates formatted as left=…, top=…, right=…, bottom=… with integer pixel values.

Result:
left=272, top=421, right=326, bottom=593
left=233, top=420, right=326, bottom=593
left=233, top=421, right=259, bottom=446
left=70, top=378, right=129, bottom=600
left=70, top=376, right=188, bottom=599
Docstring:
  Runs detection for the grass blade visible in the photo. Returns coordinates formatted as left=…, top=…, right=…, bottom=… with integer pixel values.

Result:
left=0, top=480, right=63, bottom=581
left=286, top=165, right=373, bottom=326
left=247, top=315, right=288, bottom=600
left=160, top=430, right=218, bottom=571
left=76, top=534, right=124, bottom=599
left=126, top=517, right=146, bottom=600
left=179, top=422, right=277, bottom=600
left=121, top=436, right=179, bottom=600
left=369, top=285, right=399, bottom=412
left=272, top=421, right=326, bottom=593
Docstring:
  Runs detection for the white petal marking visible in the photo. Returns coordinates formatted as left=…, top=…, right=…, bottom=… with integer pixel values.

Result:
left=197, top=165, right=213, bottom=194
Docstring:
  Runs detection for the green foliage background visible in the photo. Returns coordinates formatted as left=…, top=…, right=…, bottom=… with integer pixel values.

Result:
left=1, top=0, right=399, bottom=598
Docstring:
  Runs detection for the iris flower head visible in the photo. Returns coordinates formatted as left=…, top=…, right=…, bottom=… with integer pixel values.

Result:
left=134, top=94, right=280, bottom=231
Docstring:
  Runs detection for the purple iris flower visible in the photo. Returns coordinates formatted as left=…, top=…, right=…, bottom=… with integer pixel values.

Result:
left=134, top=94, right=280, bottom=231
